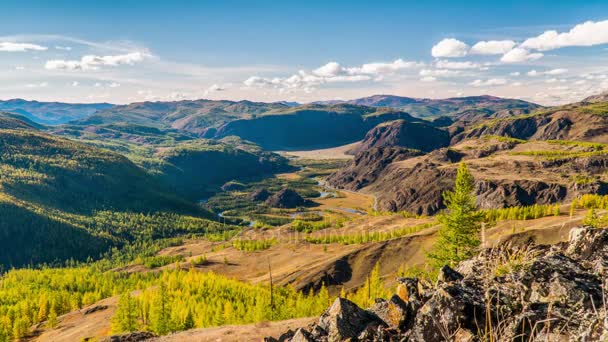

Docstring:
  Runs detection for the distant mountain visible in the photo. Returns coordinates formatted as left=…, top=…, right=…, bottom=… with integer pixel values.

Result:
left=0, top=99, right=113, bottom=125
left=72, top=100, right=426, bottom=150
left=76, top=99, right=289, bottom=134
left=323, top=94, right=541, bottom=120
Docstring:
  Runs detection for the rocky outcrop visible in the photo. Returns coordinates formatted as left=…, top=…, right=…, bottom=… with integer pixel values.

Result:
left=348, top=120, right=449, bottom=154
left=250, top=188, right=271, bottom=201
left=326, top=147, right=422, bottom=191
left=266, top=189, right=307, bottom=208
left=99, top=332, right=156, bottom=342
left=273, top=227, right=608, bottom=341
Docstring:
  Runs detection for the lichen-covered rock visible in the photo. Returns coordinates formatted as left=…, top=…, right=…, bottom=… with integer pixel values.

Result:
left=274, top=227, right=608, bottom=342
left=317, top=298, right=380, bottom=341
left=368, top=295, right=409, bottom=330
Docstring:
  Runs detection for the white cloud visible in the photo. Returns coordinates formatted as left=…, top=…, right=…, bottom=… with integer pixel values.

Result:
left=25, top=82, right=48, bottom=88
left=521, top=20, right=608, bottom=51
left=431, top=38, right=469, bottom=58
left=353, top=59, right=421, bottom=75
left=500, top=48, right=543, bottom=63
left=470, top=40, right=516, bottom=55
left=469, top=78, right=508, bottom=87
left=0, top=42, right=47, bottom=52
left=512, top=82, right=523, bottom=86
left=204, top=84, right=228, bottom=95
left=434, top=60, right=480, bottom=69
left=108, top=82, right=121, bottom=88
left=420, top=76, right=437, bottom=82
left=313, top=62, right=345, bottom=77
left=545, top=68, right=568, bottom=75
left=419, top=69, right=460, bottom=77
left=244, top=58, right=420, bottom=92
left=510, top=72, right=521, bottom=76
left=14, top=66, right=25, bottom=70
left=527, top=68, right=567, bottom=76
left=545, top=78, right=566, bottom=84
left=55, top=46, right=72, bottom=51
left=45, top=52, right=148, bottom=71
left=71, top=81, right=79, bottom=87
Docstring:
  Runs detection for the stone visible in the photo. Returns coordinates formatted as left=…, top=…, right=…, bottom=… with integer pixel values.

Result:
left=99, top=332, right=155, bottom=342
left=437, top=265, right=464, bottom=283
left=318, top=298, right=378, bottom=342
left=368, top=295, right=408, bottom=330
left=290, top=328, right=314, bottom=342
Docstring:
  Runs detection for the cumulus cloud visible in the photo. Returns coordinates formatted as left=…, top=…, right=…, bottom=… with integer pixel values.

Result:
left=510, top=72, right=521, bottom=76
left=469, top=78, right=508, bottom=87
left=434, top=60, right=480, bottom=69
left=0, top=42, right=47, bottom=52
left=521, top=20, right=608, bottom=51
left=55, top=46, right=72, bottom=51
left=45, top=52, right=148, bottom=71
left=500, top=48, right=543, bottom=63
left=527, top=68, right=568, bottom=76
left=419, top=69, right=460, bottom=77
left=527, top=70, right=540, bottom=76
left=431, top=38, right=469, bottom=58
left=244, top=59, right=420, bottom=92
left=545, top=68, right=568, bottom=75
left=470, top=40, right=516, bottom=55
left=420, top=76, right=437, bottom=82
left=204, top=83, right=229, bottom=95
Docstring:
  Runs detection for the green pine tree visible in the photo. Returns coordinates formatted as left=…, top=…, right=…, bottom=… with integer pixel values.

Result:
left=428, top=162, right=483, bottom=268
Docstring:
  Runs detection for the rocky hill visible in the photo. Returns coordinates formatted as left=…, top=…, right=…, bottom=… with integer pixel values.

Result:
left=329, top=136, right=608, bottom=215
left=272, top=227, right=608, bottom=341
left=347, top=119, right=449, bottom=154
left=453, top=101, right=608, bottom=144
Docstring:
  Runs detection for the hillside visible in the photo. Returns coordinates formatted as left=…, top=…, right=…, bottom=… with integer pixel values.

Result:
left=329, top=136, right=608, bottom=215
left=0, top=128, right=222, bottom=267
left=213, top=105, right=422, bottom=150
left=0, top=112, right=43, bottom=130
left=453, top=101, right=608, bottom=143
left=0, top=99, right=113, bottom=125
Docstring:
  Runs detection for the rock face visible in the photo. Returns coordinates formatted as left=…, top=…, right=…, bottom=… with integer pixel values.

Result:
left=348, top=120, right=450, bottom=154
left=266, top=189, right=306, bottom=208
left=326, top=147, right=422, bottom=191
left=273, top=227, right=608, bottom=341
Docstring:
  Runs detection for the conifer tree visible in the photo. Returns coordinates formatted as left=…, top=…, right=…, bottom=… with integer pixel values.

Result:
left=150, top=283, right=171, bottom=335
left=428, top=162, right=483, bottom=268
left=111, top=292, right=138, bottom=333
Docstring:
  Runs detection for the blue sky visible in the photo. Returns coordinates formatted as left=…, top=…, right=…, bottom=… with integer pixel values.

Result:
left=1, top=1, right=608, bottom=104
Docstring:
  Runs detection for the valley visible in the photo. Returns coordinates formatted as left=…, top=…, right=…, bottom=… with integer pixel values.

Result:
left=1, top=92, right=608, bottom=341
